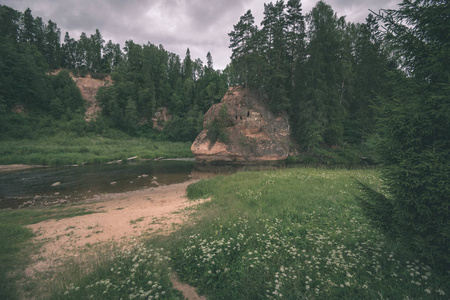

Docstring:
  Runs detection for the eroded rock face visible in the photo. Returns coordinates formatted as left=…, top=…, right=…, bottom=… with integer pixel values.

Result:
left=152, top=107, right=172, bottom=131
left=191, top=86, right=290, bottom=163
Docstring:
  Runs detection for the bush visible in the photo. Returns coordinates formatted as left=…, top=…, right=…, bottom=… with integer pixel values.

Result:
left=206, top=104, right=229, bottom=145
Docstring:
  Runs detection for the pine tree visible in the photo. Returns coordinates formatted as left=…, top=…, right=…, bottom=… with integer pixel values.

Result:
left=44, top=20, right=61, bottom=69
left=285, top=0, right=305, bottom=86
left=228, top=10, right=258, bottom=87
left=20, top=8, right=35, bottom=44
left=294, top=1, right=348, bottom=148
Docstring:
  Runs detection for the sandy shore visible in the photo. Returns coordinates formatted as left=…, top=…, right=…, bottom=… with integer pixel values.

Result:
left=23, top=180, right=207, bottom=299
left=0, top=164, right=45, bottom=173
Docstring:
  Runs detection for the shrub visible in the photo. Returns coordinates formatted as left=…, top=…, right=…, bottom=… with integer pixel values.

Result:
left=206, top=104, right=229, bottom=145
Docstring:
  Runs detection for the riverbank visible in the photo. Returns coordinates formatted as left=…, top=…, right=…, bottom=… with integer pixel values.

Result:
left=6, top=180, right=207, bottom=299
left=0, top=134, right=193, bottom=166
left=0, top=164, right=46, bottom=173
left=4, top=168, right=448, bottom=299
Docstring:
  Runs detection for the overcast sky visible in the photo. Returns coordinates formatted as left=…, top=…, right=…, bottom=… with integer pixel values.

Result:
left=2, top=0, right=399, bottom=70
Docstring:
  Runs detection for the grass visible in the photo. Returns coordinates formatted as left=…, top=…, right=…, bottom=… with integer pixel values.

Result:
left=0, top=206, right=97, bottom=299
left=0, top=133, right=193, bottom=166
left=4, top=168, right=449, bottom=299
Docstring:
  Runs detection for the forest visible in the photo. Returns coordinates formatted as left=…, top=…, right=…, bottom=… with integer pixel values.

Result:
left=0, top=4, right=228, bottom=142
left=0, top=0, right=397, bottom=149
left=0, top=0, right=448, bottom=161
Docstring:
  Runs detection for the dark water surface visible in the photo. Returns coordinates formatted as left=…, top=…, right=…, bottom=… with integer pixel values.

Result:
left=0, top=160, right=199, bottom=209
left=0, top=160, right=285, bottom=209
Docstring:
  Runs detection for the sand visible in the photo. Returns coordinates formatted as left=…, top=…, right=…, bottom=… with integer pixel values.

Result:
left=24, top=180, right=207, bottom=299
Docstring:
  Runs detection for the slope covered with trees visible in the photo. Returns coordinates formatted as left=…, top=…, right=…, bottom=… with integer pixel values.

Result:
left=0, top=5, right=227, bottom=142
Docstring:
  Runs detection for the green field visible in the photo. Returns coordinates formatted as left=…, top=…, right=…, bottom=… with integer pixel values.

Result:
left=0, top=134, right=193, bottom=166
left=2, top=168, right=448, bottom=299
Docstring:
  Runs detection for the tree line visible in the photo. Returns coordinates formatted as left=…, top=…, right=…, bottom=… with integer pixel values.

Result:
left=0, top=4, right=228, bottom=141
left=228, top=0, right=395, bottom=150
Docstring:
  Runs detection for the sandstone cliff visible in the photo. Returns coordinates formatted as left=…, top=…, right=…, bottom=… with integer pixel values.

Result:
left=72, top=74, right=112, bottom=121
left=49, top=70, right=112, bottom=121
left=191, top=86, right=290, bottom=163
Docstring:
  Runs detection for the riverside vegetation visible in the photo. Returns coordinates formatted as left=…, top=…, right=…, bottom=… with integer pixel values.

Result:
left=2, top=168, right=448, bottom=299
left=0, top=132, right=192, bottom=166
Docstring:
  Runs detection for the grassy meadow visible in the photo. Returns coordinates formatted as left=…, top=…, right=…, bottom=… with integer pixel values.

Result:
left=0, top=134, right=193, bottom=166
left=2, top=168, right=449, bottom=299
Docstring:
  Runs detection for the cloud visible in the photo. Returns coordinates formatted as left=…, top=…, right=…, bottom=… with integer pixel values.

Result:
left=2, top=0, right=399, bottom=69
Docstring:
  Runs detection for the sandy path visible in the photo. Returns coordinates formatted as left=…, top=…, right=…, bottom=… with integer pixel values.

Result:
left=25, top=180, right=207, bottom=278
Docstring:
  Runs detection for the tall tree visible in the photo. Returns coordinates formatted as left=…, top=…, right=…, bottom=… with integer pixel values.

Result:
left=261, top=0, right=289, bottom=112
left=182, top=48, right=193, bottom=81
left=61, top=32, right=77, bottom=69
left=43, top=20, right=61, bottom=69
left=0, top=5, right=20, bottom=41
left=20, top=8, right=35, bottom=44
left=285, top=0, right=306, bottom=86
left=89, top=29, right=104, bottom=72
left=358, top=0, right=450, bottom=270
left=228, top=10, right=258, bottom=87
left=294, top=1, right=348, bottom=148
left=102, top=39, right=122, bottom=72
left=206, top=51, right=213, bottom=71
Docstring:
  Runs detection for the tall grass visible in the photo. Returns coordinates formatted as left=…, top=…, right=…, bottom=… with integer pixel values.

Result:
left=10, top=168, right=450, bottom=299
left=168, top=168, right=448, bottom=299
left=0, top=133, right=193, bottom=166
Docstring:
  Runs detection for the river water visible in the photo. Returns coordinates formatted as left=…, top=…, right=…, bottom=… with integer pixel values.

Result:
left=0, top=160, right=285, bottom=209
left=0, top=160, right=199, bottom=209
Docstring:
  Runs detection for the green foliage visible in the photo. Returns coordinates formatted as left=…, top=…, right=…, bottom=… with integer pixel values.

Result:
left=9, top=169, right=449, bottom=299
left=358, top=0, right=450, bottom=271
left=48, top=243, right=183, bottom=300
left=171, top=169, right=449, bottom=299
left=0, top=134, right=193, bottom=166
left=164, top=116, right=200, bottom=142
left=206, top=104, right=230, bottom=145
left=228, top=1, right=393, bottom=152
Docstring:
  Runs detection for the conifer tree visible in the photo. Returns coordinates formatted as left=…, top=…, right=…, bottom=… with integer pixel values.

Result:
left=358, top=0, right=450, bottom=270
left=229, top=10, right=258, bottom=87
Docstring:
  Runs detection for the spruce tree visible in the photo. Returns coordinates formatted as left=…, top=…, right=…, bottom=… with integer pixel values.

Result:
left=358, top=0, right=450, bottom=270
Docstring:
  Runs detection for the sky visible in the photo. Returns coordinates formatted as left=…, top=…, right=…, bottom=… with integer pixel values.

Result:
left=1, top=0, right=399, bottom=70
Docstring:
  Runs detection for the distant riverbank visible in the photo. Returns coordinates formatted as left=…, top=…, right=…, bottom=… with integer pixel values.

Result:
left=0, top=164, right=45, bottom=173
left=0, top=134, right=193, bottom=166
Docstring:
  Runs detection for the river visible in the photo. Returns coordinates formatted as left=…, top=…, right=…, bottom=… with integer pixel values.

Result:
left=0, top=160, right=200, bottom=209
left=0, top=160, right=284, bottom=209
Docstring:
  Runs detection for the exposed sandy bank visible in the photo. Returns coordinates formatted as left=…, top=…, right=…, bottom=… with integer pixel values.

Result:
left=0, top=164, right=45, bottom=173
left=23, top=180, right=208, bottom=299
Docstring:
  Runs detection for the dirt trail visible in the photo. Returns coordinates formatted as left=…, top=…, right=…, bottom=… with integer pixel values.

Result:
left=25, top=180, right=208, bottom=299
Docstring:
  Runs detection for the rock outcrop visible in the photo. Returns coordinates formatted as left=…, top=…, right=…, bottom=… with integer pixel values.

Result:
left=72, top=74, right=112, bottom=121
left=191, top=86, right=290, bottom=163
left=152, top=107, right=172, bottom=131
